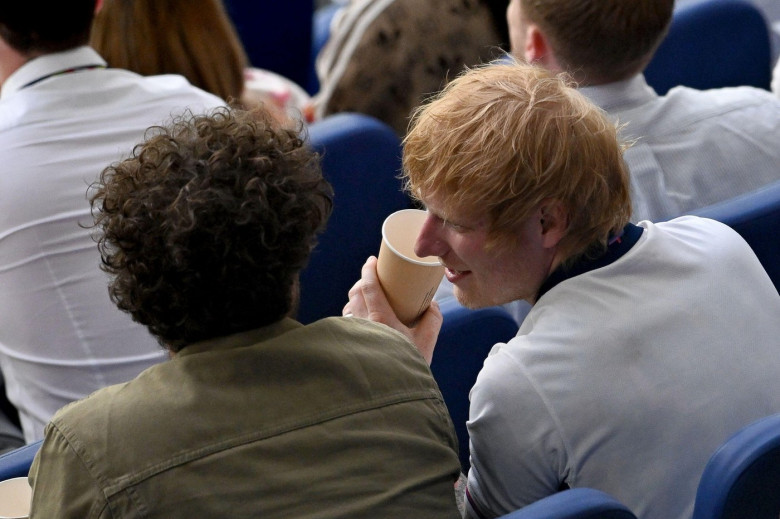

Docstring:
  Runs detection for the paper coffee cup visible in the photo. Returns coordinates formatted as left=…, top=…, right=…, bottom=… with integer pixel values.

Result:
left=377, top=209, right=445, bottom=325
left=0, top=477, right=31, bottom=519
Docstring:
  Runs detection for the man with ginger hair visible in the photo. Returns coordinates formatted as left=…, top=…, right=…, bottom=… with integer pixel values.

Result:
left=505, top=0, right=780, bottom=223
left=344, top=62, right=780, bottom=519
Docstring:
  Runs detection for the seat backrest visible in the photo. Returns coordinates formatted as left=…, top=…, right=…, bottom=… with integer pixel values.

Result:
left=297, top=112, right=410, bottom=324
left=498, top=488, right=638, bottom=519
left=0, top=440, right=42, bottom=481
left=430, top=298, right=519, bottom=472
left=692, top=413, right=780, bottom=519
left=691, top=179, right=780, bottom=292
left=223, top=0, right=314, bottom=93
left=645, top=0, right=772, bottom=94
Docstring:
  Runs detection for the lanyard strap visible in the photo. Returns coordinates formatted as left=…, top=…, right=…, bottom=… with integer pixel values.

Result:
left=21, top=64, right=106, bottom=90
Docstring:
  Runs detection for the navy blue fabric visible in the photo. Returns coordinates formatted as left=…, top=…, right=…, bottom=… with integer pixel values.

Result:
left=224, top=0, right=314, bottom=92
left=537, top=223, right=644, bottom=301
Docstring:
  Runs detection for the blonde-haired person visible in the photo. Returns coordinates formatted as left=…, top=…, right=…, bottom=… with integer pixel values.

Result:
left=344, top=61, right=780, bottom=519
left=90, top=0, right=311, bottom=125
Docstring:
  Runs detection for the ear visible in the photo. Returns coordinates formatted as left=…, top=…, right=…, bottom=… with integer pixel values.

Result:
left=538, top=199, right=568, bottom=249
left=525, top=24, right=563, bottom=72
left=95, top=0, right=104, bottom=13
left=523, top=24, right=547, bottom=63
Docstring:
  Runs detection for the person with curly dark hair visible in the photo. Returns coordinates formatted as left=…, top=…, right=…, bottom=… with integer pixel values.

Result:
left=26, top=107, right=462, bottom=519
left=92, top=108, right=329, bottom=351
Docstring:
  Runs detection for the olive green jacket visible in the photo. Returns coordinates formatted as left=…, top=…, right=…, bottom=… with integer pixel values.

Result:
left=29, top=317, right=461, bottom=518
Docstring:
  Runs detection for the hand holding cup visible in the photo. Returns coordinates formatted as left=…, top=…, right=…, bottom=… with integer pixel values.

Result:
left=375, top=209, right=445, bottom=326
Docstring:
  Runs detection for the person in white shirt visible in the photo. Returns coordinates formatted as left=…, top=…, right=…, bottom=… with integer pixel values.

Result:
left=0, top=0, right=224, bottom=442
left=506, top=0, right=780, bottom=223
left=460, top=0, right=780, bottom=328
left=344, top=61, right=780, bottom=519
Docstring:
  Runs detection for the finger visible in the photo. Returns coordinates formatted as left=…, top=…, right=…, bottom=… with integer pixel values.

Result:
left=359, top=257, right=399, bottom=323
left=347, top=282, right=369, bottom=318
left=347, top=278, right=362, bottom=299
left=408, top=300, right=443, bottom=365
left=415, top=300, right=443, bottom=333
left=347, top=256, right=373, bottom=299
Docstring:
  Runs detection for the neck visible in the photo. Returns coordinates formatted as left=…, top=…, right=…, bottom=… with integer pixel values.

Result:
left=0, top=39, right=37, bottom=86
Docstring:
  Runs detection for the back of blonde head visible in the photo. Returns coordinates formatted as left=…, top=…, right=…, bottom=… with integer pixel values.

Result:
left=403, top=61, right=631, bottom=264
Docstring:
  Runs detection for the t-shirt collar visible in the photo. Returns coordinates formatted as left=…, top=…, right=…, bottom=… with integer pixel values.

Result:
left=536, top=222, right=644, bottom=301
left=1, top=46, right=107, bottom=100
left=176, top=318, right=304, bottom=358
left=579, top=74, right=659, bottom=112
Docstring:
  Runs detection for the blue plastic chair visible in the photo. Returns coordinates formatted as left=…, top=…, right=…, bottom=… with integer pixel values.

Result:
left=498, top=488, right=638, bottom=519
left=430, top=298, right=519, bottom=472
left=691, top=179, right=780, bottom=292
left=0, top=440, right=42, bottom=481
left=645, top=0, right=772, bottom=94
left=297, top=113, right=410, bottom=324
left=692, top=413, right=780, bottom=519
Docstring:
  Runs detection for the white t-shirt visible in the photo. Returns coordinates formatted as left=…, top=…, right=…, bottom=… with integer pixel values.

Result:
left=580, top=75, right=780, bottom=223
left=0, top=46, right=225, bottom=441
left=465, top=217, right=780, bottom=519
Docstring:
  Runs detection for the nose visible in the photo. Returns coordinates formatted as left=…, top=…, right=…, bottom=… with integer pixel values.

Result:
left=414, top=214, right=447, bottom=259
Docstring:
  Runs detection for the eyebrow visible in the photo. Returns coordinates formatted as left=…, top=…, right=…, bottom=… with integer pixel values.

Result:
left=423, top=204, right=477, bottom=231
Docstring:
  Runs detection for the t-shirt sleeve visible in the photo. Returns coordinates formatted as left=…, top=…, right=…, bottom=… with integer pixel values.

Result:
left=464, top=345, right=569, bottom=518
left=29, top=422, right=111, bottom=519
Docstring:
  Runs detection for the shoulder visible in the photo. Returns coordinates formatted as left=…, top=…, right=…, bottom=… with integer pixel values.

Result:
left=644, top=215, right=745, bottom=248
left=469, top=336, right=551, bottom=419
left=294, top=317, right=429, bottom=368
left=46, top=381, right=132, bottom=445
left=662, top=84, right=780, bottom=118
left=107, top=69, right=225, bottom=107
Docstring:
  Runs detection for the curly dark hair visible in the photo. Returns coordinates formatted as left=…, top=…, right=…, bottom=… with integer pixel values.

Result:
left=90, top=107, right=333, bottom=352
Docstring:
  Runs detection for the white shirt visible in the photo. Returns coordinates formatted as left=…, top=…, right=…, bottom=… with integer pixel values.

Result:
left=465, top=217, right=780, bottom=519
left=773, top=59, right=780, bottom=97
left=0, top=47, right=225, bottom=441
left=580, top=75, right=780, bottom=223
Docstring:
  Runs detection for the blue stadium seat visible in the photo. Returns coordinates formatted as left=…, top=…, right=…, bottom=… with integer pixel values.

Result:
left=430, top=298, right=518, bottom=472
left=692, top=413, right=780, bottom=519
left=645, top=0, right=772, bottom=94
left=0, top=441, right=42, bottom=481
left=297, top=112, right=410, bottom=324
left=497, top=488, right=638, bottom=519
